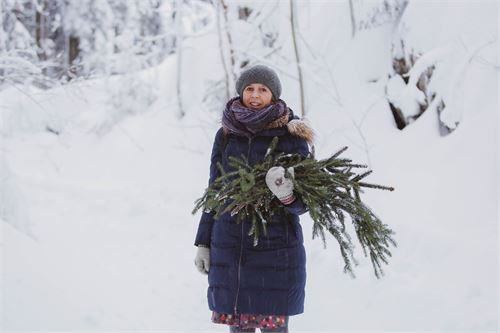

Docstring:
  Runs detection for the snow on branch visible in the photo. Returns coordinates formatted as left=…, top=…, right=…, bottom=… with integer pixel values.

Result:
left=403, top=43, right=454, bottom=87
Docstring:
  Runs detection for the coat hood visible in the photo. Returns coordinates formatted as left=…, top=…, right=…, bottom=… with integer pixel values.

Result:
left=287, top=116, right=314, bottom=145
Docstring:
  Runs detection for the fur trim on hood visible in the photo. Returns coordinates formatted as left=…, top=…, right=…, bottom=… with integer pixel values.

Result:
left=287, top=118, right=314, bottom=145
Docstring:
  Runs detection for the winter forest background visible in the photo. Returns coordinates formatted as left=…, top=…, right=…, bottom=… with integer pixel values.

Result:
left=0, top=0, right=498, bottom=332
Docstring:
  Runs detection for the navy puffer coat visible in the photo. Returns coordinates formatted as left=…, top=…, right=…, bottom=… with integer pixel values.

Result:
left=195, top=110, right=311, bottom=316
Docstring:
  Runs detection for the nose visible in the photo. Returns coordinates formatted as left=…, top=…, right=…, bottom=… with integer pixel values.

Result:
left=250, top=90, right=260, bottom=98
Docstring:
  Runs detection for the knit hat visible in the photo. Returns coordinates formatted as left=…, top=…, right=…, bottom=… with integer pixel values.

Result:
left=235, top=65, right=282, bottom=100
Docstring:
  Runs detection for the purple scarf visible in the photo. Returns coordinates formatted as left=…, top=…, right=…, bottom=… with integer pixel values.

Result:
left=221, top=96, right=290, bottom=138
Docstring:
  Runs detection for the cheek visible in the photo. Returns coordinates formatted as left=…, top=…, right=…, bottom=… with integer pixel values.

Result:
left=242, top=93, right=251, bottom=106
left=264, top=93, right=273, bottom=104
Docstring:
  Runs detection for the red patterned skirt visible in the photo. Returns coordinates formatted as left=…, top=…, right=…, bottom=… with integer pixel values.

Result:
left=212, top=311, right=287, bottom=330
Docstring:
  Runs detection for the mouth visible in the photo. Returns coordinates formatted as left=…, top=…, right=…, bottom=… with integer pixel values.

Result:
left=249, top=102, right=261, bottom=108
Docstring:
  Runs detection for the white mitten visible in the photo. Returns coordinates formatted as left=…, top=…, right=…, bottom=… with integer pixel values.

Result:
left=265, top=166, right=296, bottom=205
left=194, top=246, right=210, bottom=275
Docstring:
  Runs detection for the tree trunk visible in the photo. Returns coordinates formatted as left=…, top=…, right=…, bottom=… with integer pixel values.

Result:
left=349, top=0, right=357, bottom=38
left=215, top=0, right=230, bottom=101
left=35, top=0, right=49, bottom=64
left=175, top=0, right=185, bottom=118
left=220, top=0, right=236, bottom=90
left=68, top=35, right=79, bottom=76
left=289, top=0, right=305, bottom=117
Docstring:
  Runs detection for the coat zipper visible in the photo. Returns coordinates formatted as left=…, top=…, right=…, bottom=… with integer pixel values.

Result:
left=234, top=218, right=244, bottom=315
left=233, top=136, right=253, bottom=315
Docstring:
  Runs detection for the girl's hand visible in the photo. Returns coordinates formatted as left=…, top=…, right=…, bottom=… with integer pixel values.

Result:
left=194, top=246, right=210, bottom=275
left=265, top=166, right=296, bottom=205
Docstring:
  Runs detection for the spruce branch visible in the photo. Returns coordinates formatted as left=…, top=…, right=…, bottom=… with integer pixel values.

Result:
left=192, top=137, right=397, bottom=278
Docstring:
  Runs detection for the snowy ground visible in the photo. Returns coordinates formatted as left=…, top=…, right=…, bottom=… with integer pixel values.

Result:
left=1, top=1, right=498, bottom=332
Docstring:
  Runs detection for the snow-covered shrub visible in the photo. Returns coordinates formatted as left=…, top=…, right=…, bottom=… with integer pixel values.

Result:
left=386, top=1, right=496, bottom=135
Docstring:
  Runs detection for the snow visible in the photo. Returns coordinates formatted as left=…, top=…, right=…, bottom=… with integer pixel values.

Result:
left=1, top=1, right=498, bottom=332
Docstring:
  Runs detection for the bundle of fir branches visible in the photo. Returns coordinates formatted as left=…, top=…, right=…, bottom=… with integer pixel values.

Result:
left=192, top=137, right=397, bottom=278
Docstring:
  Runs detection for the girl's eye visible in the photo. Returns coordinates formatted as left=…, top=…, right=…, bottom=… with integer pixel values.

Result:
left=260, top=88, right=267, bottom=92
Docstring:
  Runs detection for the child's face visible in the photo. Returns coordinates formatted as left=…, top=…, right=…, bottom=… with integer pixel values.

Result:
left=242, top=83, right=273, bottom=110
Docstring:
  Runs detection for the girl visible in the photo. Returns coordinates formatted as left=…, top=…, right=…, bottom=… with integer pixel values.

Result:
left=194, top=64, right=314, bottom=333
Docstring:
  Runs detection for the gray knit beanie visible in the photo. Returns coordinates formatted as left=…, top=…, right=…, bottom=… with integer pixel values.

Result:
left=235, top=65, right=282, bottom=100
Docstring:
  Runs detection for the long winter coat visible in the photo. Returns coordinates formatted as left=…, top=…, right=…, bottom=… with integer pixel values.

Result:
left=194, top=110, right=313, bottom=316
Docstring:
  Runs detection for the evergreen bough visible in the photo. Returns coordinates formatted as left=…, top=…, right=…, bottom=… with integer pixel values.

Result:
left=193, top=137, right=397, bottom=279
